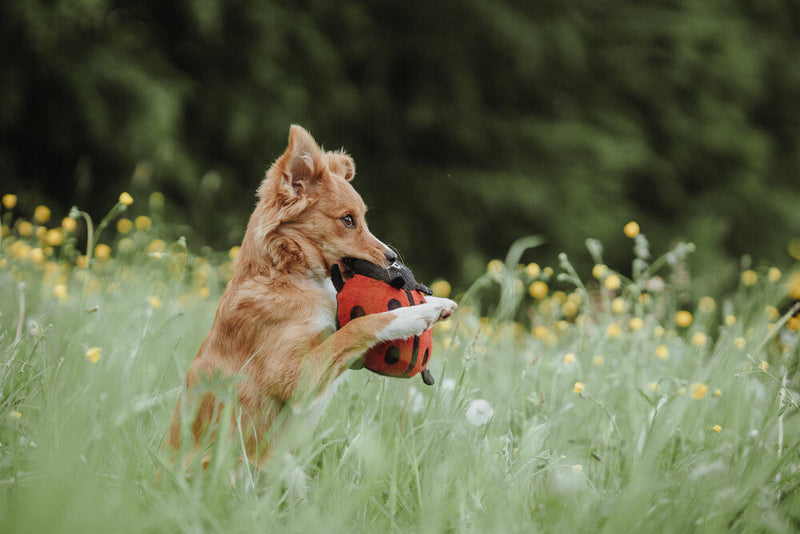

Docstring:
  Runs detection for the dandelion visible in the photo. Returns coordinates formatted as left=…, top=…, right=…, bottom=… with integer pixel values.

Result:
left=2, top=194, right=17, bottom=209
left=149, top=296, right=162, bottom=309
left=94, top=243, right=111, bottom=261
left=606, top=323, right=622, bottom=337
left=724, top=315, right=736, bottom=326
left=655, top=345, right=669, bottom=360
left=604, top=274, right=621, bottom=291
left=117, top=218, right=133, bottom=234
left=741, top=270, right=757, bottom=286
left=692, top=332, right=707, bottom=346
left=768, top=267, right=781, bottom=283
left=592, top=264, right=608, bottom=279
left=466, top=399, right=494, bottom=426
left=698, top=296, right=716, bottom=312
left=487, top=259, right=503, bottom=275
left=563, top=353, right=576, bottom=365
left=86, top=347, right=102, bottom=363
left=734, top=337, right=746, bottom=349
left=629, top=317, right=644, bottom=331
left=675, top=311, right=693, bottom=328
left=229, top=246, right=241, bottom=260
left=573, top=382, right=585, bottom=394
left=712, top=425, right=722, bottom=433
left=9, top=410, right=21, bottom=420
left=431, top=279, right=451, bottom=298
left=624, top=221, right=640, bottom=238
left=592, top=355, right=604, bottom=366
left=33, top=205, right=51, bottom=224
left=529, top=281, right=548, bottom=300
left=759, top=360, right=769, bottom=371
left=611, top=297, right=626, bottom=315
left=118, top=192, right=134, bottom=206
left=135, top=215, right=152, bottom=231
left=690, top=382, right=708, bottom=400
left=61, top=216, right=77, bottom=233
left=525, top=262, right=541, bottom=278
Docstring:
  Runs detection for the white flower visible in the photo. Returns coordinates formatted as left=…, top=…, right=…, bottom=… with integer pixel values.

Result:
left=441, top=378, right=456, bottom=394
left=466, top=399, right=494, bottom=427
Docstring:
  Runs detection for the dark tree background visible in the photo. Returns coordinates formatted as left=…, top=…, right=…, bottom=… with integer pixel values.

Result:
left=2, top=0, right=799, bottom=289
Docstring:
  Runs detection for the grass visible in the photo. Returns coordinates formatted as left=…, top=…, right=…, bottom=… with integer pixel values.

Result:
left=1, top=194, right=800, bottom=533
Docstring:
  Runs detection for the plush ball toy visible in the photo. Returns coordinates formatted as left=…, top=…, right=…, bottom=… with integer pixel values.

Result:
left=332, top=259, right=436, bottom=386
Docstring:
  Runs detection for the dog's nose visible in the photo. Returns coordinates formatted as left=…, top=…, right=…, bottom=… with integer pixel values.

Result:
left=385, top=249, right=398, bottom=264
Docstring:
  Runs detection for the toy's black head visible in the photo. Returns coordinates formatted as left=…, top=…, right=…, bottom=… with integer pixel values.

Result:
left=332, top=258, right=432, bottom=295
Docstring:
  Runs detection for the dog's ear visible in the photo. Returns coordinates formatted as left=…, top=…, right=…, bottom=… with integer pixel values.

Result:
left=262, top=125, right=323, bottom=202
left=328, top=151, right=356, bottom=182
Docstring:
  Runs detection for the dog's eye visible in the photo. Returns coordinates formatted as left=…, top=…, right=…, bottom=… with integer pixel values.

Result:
left=341, top=215, right=356, bottom=228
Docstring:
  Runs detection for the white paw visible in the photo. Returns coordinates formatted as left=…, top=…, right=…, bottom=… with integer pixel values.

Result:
left=376, top=298, right=457, bottom=341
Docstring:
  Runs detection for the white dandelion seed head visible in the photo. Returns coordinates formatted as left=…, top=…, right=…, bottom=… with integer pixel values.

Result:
left=441, top=378, right=456, bottom=394
left=466, top=399, right=494, bottom=426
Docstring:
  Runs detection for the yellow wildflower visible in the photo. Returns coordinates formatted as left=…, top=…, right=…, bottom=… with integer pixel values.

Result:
left=712, top=425, right=721, bottom=433
left=529, top=281, right=548, bottom=300
left=692, top=332, right=707, bottom=346
left=674, top=311, right=693, bottom=328
left=790, top=272, right=800, bottom=300
left=593, top=355, right=604, bottom=366
left=94, top=243, right=111, bottom=261
left=734, top=337, right=747, bottom=349
left=119, top=192, right=134, bottom=206
left=629, top=317, right=644, bottom=331
left=690, top=382, right=708, bottom=400
left=18, top=220, right=33, bottom=236
left=135, top=215, right=152, bottom=231
left=431, top=280, right=451, bottom=298
left=487, top=259, right=503, bottom=274
left=53, top=284, right=67, bottom=300
left=45, top=228, right=63, bottom=247
left=563, top=353, right=576, bottom=365
left=713, top=389, right=721, bottom=397
left=9, top=410, right=22, bottom=420
left=117, top=218, right=133, bottom=234
left=35, top=226, right=46, bottom=241
left=624, top=221, right=640, bottom=238
left=698, top=296, right=715, bottom=312
left=573, top=382, right=585, bottom=394
left=655, top=345, right=669, bottom=360
left=118, top=238, right=134, bottom=252
left=86, top=347, right=102, bottom=363
left=724, top=315, right=736, bottom=326
left=198, top=287, right=210, bottom=298
left=532, top=325, right=549, bottom=340
left=648, top=382, right=659, bottom=392
left=768, top=267, right=781, bottom=283
left=148, top=239, right=166, bottom=253
left=33, top=205, right=51, bottom=224
left=149, top=296, right=162, bottom=309
left=592, top=264, right=608, bottom=279
left=543, top=266, right=554, bottom=278
left=654, top=325, right=665, bottom=338
left=562, top=300, right=579, bottom=319
left=29, top=247, right=45, bottom=264
left=604, top=274, right=621, bottom=291
left=759, top=360, right=769, bottom=371
left=2, top=194, right=17, bottom=209
left=61, top=216, right=77, bottom=233
left=229, top=246, right=241, bottom=260
left=788, top=317, right=800, bottom=332
left=525, top=262, right=541, bottom=278
left=611, top=297, right=626, bottom=315
left=789, top=239, right=800, bottom=260
left=606, top=323, right=622, bottom=337
left=741, top=270, right=757, bottom=286
left=76, top=255, right=89, bottom=268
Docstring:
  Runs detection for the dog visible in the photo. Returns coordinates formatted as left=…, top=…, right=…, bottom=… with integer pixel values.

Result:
left=165, top=125, right=457, bottom=468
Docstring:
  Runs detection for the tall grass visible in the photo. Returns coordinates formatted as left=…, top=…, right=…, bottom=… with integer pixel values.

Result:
left=1, top=195, right=799, bottom=532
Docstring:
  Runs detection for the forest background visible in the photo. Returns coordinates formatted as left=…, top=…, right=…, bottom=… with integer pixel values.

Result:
left=2, top=0, right=800, bottom=290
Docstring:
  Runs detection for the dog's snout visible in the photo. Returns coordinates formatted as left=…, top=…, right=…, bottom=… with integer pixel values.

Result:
left=384, top=249, right=398, bottom=264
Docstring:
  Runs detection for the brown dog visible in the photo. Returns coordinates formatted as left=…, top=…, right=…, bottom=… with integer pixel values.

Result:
left=166, top=125, right=456, bottom=467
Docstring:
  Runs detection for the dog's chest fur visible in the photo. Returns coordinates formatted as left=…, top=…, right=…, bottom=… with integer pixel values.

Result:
left=310, top=277, right=338, bottom=336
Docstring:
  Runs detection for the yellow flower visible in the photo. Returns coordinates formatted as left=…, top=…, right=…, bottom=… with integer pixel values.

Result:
left=674, top=311, right=693, bottom=328
left=61, top=216, right=77, bottom=232
left=9, top=410, right=22, bottom=420
left=592, top=264, right=608, bottom=279
left=198, top=287, right=210, bottom=298
left=430, top=280, right=451, bottom=298
left=654, top=325, right=665, bottom=338
left=604, top=274, right=621, bottom=291
left=768, top=267, right=781, bottom=283
left=573, top=381, right=585, bottom=394
left=712, top=425, right=722, bottom=433
left=117, top=218, right=133, bottom=234
left=2, top=194, right=18, bottom=209
left=17, top=220, right=33, bottom=236
left=532, top=325, right=549, bottom=340
left=734, top=337, right=747, bottom=349
left=35, top=225, right=46, bottom=240
left=790, top=272, right=800, bottom=300
left=135, top=215, right=152, bottom=231
left=45, top=228, right=63, bottom=247
left=148, top=239, right=166, bottom=253
left=765, top=306, right=779, bottom=320
left=563, top=353, right=576, bottom=364
left=611, top=297, right=626, bottom=315
left=525, top=262, right=541, bottom=278
left=624, top=221, right=640, bottom=238
left=713, top=389, right=721, bottom=397
left=606, top=323, right=622, bottom=337
left=118, top=192, right=134, bottom=206
left=629, top=317, right=644, bottom=331
left=698, top=296, right=715, bottom=312
left=592, top=355, right=604, bottom=366
left=543, top=266, right=553, bottom=278
left=229, top=246, right=241, bottom=260
left=33, top=205, right=51, bottom=224
left=529, top=281, right=548, bottom=300
left=789, top=239, right=800, bottom=260
left=648, top=382, right=659, bottom=392
left=759, top=360, right=769, bottom=371
left=690, top=382, right=708, bottom=400
left=692, top=332, right=707, bottom=346
left=788, top=316, right=800, bottom=332
left=118, top=237, right=134, bottom=252
left=149, top=191, right=164, bottom=209
left=76, top=255, right=89, bottom=268
left=724, top=315, right=736, bottom=326
left=86, top=347, right=102, bottom=363
left=556, top=320, right=569, bottom=332
left=29, top=247, right=45, bottom=264
left=741, top=270, right=757, bottom=286
left=562, top=300, right=579, bottom=319
left=655, top=345, right=669, bottom=360
left=94, top=243, right=111, bottom=261
left=148, top=296, right=162, bottom=309
left=53, top=284, right=67, bottom=300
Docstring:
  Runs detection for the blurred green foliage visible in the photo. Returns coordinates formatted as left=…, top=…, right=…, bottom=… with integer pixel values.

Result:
left=2, top=0, right=799, bottom=288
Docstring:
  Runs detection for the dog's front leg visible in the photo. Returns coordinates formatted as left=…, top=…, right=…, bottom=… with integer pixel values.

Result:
left=292, top=297, right=457, bottom=405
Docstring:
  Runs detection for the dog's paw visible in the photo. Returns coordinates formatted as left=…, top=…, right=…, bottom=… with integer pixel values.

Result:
left=376, top=298, right=458, bottom=341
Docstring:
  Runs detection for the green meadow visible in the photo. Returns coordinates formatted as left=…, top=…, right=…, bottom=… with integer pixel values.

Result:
left=1, top=194, right=799, bottom=533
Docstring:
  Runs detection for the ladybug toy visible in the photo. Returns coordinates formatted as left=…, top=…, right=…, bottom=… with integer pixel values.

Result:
left=331, top=258, right=436, bottom=386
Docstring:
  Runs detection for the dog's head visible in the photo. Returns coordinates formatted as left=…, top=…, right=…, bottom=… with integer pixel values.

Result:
left=251, top=125, right=395, bottom=276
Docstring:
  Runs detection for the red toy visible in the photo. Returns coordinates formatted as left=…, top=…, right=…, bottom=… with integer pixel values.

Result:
left=332, top=259, right=436, bottom=386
